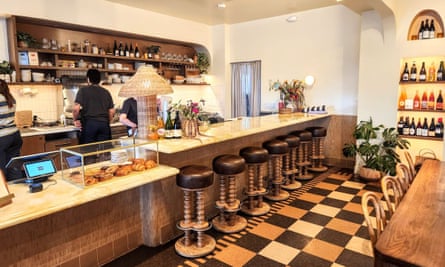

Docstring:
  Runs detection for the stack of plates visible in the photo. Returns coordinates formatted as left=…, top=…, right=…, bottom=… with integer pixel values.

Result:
left=110, top=149, right=128, bottom=164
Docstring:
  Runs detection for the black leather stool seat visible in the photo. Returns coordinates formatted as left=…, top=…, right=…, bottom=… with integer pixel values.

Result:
left=240, top=147, right=269, bottom=164
left=177, top=165, right=214, bottom=189
left=306, top=126, right=327, bottom=137
left=290, top=130, right=312, bottom=141
left=213, top=154, right=246, bottom=175
left=277, top=135, right=300, bottom=148
left=263, top=139, right=289, bottom=154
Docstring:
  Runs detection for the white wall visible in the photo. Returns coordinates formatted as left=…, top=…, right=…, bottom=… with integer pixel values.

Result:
left=228, top=5, right=361, bottom=115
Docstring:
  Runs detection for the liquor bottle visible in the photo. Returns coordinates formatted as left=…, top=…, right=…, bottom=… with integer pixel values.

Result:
left=402, top=117, right=409, bottom=135
left=428, top=118, right=436, bottom=137
left=419, top=62, right=426, bottom=81
left=428, top=62, right=436, bottom=82
left=135, top=43, right=140, bottom=58
left=410, top=62, right=417, bottom=81
left=401, top=62, right=409, bottom=81
left=418, top=20, right=424, bottom=40
left=416, top=118, right=423, bottom=136
left=429, top=19, right=436, bottom=39
left=409, top=117, right=416, bottom=136
left=113, top=40, right=119, bottom=56
left=397, top=116, right=405, bottom=135
left=119, top=42, right=124, bottom=56
left=436, top=117, right=444, bottom=138
left=428, top=91, right=435, bottom=110
left=422, top=117, right=429, bottom=137
left=129, top=43, right=134, bottom=57
left=413, top=90, right=421, bottom=109
left=437, top=61, right=444, bottom=81
left=164, top=111, right=174, bottom=139
left=398, top=88, right=407, bottom=109
left=421, top=91, right=428, bottom=109
left=423, top=19, right=430, bottom=39
left=124, top=43, right=129, bottom=57
left=173, top=111, right=182, bottom=138
left=436, top=90, right=443, bottom=110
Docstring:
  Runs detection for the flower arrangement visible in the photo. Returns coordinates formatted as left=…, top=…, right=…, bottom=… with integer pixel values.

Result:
left=171, top=99, right=205, bottom=120
left=270, top=79, right=306, bottom=110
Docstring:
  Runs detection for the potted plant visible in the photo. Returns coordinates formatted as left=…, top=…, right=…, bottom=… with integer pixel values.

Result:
left=16, top=31, right=36, bottom=48
left=196, top=52, right=210, bottom=74
left=342, top=117, right=410, bottom=181
left=269, top=79, right=306, bottom=113
left=147, top=45, right=161, bottom=59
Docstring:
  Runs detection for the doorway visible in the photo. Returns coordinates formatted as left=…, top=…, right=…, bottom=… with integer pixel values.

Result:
left=231, top=60, right=261, bottom=117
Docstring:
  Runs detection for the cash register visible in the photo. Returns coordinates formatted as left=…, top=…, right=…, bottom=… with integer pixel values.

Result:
left=6, top=151, right=58, bottom=184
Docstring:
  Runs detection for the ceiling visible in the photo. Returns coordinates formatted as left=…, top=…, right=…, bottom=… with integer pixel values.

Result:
left=106, top=0, right=376, bottom=25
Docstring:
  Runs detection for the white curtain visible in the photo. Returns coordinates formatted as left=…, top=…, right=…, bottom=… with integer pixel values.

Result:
left=231, top=60, right=261, bottom=117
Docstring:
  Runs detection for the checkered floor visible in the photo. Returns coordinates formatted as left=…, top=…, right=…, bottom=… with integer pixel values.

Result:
left=106, top=168, right=383, bottom=267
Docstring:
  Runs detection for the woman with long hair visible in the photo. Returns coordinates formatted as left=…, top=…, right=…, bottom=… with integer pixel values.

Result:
left=0, top=79, right=22, bottom=180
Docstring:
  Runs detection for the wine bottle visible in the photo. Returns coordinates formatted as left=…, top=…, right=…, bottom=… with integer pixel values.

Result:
left=397, top=116, right=405, bottom=135
left=421, top=91, right=428, bottom=109
left=436, top=90, right=443, bottom=110
left=402, top=116, right=410, bottom=135
left=113, top=40, right=119, bottom=56
left=419, top=62, right=426, bottom=81
left=418, top=20, right=424, bottom=40
left=409, top=117, right=416, bottom=136
left=413, top=90, right=421, bottom=110
left=410, top=62, right=417, bottom=81
left=428, top=62, right=436, bottom=82
left=129, top=43, right=134, bottom=58
left=428, top=91, right=435, bottom=110
left=173, top=111, right=182, bottom=139
left=401, top=62, right=409, bottom=81
left=398, top=88, right=407, bottom=109
left=124, top=43, right=129, bottom=57
left=437, top=61, right=444, bottom=81
left=436, top=117, right=444, bottom=138
left=416, top=118, right=422, bottom=136
left=428, top=117, right=436, bottom=137
left=119, top=41, right=124, bottom=56
left=135, top=43, right=140, bottom=58
left=423, top=19, right=430, bottom=39
left=156, top=115, right=165, bottom=139
left=164, top=111, right=174, bottom=139
left=422, top=117, right=429, bottom=136
left=429, top=19, right=436, bottom=39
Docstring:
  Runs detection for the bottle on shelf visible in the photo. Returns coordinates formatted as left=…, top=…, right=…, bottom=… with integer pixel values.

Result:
left=410, top=62, right=417, bottom=81
left=156, top=115, right=165, bottom=139
left=401, top=62, right=410, bottom=81
left=135, top=43, right=140, bottom=58
left=402, top=116, right=410, bottom=135
left=428, top=91, right=435, bottom=110
left=419, top=62, right=427, bottom=81
left=436, top=117, right=444, bottom=138
left=418, top=20, right=424, bottom=40
left=124, top=43, right=129, bottom=57
left=398, top=116, right=405, bottom=134
left=437, top=90, right=444, bottom=110
left=438, top=61, right=444, bottom=81
left=428, top=117, right=436, bottom=137
left=173, top=110, right=182, bottom=139
left=421, top=91, right=428, bottom=109
left=398, top=88, right=407, bottom=109
left=413, top=90, right=421, bottom=110
left=416, top=117, right=423, bottom=136
left=422, top=117, right=429, bottom=137
left=428, top=62, right=436, bottom=82
left=113, top=40, right=119, bottom=56
left=164, top=110, right=174, bottom=139
left=409, top=117, right=416, bottom=136
left=119, top=42, right=124, bottom=56
left=422, top=19, right=430, bottom=39
left=429, top=19, right=436, bottom=39
left=129, top=43, right=134, bottom=58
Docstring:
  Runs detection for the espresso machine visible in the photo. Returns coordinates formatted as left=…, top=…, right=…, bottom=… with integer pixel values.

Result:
left=61, top=76, right=87, bottom=125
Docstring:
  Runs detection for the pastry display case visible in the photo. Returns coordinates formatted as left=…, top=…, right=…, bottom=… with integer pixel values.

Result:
left=60, top=137, right=158, bottom=188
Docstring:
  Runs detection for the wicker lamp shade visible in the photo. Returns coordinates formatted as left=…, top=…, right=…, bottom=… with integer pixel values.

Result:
left=118, top=65, right=173, bottom=139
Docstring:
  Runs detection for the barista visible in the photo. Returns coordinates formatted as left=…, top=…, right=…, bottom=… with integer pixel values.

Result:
left=119, top=97, right=138, bottom=136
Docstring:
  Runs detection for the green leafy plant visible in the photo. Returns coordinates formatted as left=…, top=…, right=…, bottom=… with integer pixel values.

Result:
left=342, top=117, right=410, bottom=176
left=0, top=60, right=13, bottom=74
left=16, top=31, right=37, bottom=47
left=196, top=52, right=210, bottom=74
left=147, top=45, right=161, bottom=54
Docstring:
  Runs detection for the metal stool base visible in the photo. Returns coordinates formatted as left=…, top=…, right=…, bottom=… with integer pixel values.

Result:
left=281, top=181, right=302, bottom=191
left=175, top=234, right=216, bottom=258
left=295, top=174, right=314, bottom=181
left=264, top=190, right=290, bottom=201
left=241, top=201, right=270, bottom=216
left=307, top=166, right=328, bottom=172
left=212, top=215, right=248, bottom=233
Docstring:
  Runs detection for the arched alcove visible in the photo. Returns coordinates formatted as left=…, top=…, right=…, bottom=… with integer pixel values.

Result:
left=407, top=9, right=444, bottom=40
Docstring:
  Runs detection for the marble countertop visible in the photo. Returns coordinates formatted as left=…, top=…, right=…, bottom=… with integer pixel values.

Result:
left=0, top=165, right=179, bottom=230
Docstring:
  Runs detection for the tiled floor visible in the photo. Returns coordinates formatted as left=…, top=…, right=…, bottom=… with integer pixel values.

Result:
left=106, top=168, right=382, bottom=267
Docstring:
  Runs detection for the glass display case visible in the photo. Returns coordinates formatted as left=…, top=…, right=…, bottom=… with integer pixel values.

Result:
left=60, top=137, right=158, bottom=187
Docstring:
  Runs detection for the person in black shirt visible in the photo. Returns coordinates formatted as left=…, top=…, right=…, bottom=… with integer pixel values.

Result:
left=73, top=69, right=115, bottom=144
left=119, top=97, right=138, bottom=136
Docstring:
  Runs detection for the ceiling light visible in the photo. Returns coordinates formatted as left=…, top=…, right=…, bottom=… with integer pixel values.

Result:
left=217, top=3, right=226, bottom=8
left=286, top=15, right=298, bottom=23
left=336, top=0, right=343, bottom=2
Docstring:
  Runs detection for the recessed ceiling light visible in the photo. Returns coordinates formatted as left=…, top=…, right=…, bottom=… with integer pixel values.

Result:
left=336, top=0, right=343, bottom=2
left=217, top=3, right=226, bottom=8
left=286, top=15, right=298, bottom=23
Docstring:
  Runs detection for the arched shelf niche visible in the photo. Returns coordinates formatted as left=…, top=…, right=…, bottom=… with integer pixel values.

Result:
left=407, top=9, right=444, bottom=41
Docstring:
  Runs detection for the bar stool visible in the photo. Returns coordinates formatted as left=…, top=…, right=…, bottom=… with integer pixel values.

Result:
left=212, top=154, right=248, bottom=233
left=290, top=130, right=314, bottom=180
left=175, top=165, right=216, bottom=258
left=262, top=139, right=290, bottom=201
left=305, top=126, right=328, bottom=172
left=239, top=146, right=270, bottom=216
left=277, top=135, right=302, bottom=191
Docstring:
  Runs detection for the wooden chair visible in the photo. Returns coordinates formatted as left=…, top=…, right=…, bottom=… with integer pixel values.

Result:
left=361, top=191, right=387, bottom=245
left=404, top=151, right=416, bottom=180
left=396, top=162, right=413, bottom=192
left=381, top=175, right=404, bottom=218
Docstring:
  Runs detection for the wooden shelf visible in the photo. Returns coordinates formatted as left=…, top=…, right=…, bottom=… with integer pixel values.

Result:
left=398, top=109, right=445, bottom=113
left=399, top=80, right=445, bottom=85
left=400, top=135, right=443, bottom=141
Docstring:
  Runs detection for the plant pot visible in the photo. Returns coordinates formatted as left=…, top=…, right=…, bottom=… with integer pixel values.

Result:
left=18, top=41, right=28, bottom=48
left=359, top=167, right=382, bottom=182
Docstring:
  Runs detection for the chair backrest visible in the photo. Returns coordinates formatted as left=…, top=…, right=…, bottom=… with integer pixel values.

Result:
left=381, top=175, right=404, bottom=218
left=396, top=162, right=413, bottom=192
left=404, top=151, right=416, bottom=179
left=361, top=191, right=387, bottom=245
